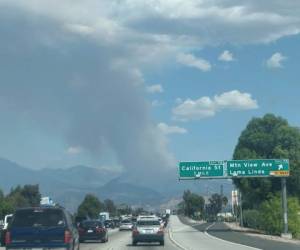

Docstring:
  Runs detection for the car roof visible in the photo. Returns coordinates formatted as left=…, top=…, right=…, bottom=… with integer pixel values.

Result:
left=15, top=206, right=64, bottom=211
left=82, top=219, right=102, bottom=223
left=137, top=216, right=158, bottom=221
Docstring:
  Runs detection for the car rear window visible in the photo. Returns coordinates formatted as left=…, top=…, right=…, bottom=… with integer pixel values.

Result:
left=121, top=219, right=131, bottom=223
left=81, top=221, right=103, bottom=227
left=11, top=209, right=65, bottom=228
left=137, top=220, right=160, bottom=226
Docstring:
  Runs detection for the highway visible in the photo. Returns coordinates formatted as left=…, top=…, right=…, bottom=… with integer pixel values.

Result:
left=79, top=226, right=179, bottom=250
left=1, top=215, right=300, bottom=250
left=179, top=216, right=300, bottom=250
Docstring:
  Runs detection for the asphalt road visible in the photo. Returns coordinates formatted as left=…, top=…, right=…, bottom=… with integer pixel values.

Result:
left=0, top=228, right=179, bottom=250
left=179, top=216, right=300, bottom=250
left=3, top=216, right=299, bottom=250
left=169, top=215, right=259, bottom=250
left=80, top=227, right=179, bottom=250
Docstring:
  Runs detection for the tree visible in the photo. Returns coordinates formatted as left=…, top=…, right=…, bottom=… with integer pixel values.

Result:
left=21, top=185, right=41, bottom=206
left=208, top=193, right=223, bottom=216
left=182, top=190, right=205, bottom=217
left=259, top=195, right=300, bottom=238
left=117, top=204, right=132, bottom=215
left=6, top=185, right=41, bottom=208
left=77, top=194, right=103, bottom=219
left=222, top=196, right=228, bottom=208
left=233, top=114, right=300, bottom=208
left=0, top=189, right=14, bottom=219
left=103, top=199, right=116, bottom=215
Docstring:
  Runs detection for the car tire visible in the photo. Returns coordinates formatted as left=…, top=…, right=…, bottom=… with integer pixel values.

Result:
left=132, top=240, right=137, bottom=246
left=79, top=240, right=84, bottom=243
left=160, top=240, right=164, bottom=246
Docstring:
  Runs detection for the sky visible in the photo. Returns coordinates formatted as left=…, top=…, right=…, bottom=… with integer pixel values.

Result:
left=0, top=0, right=299, bottom=180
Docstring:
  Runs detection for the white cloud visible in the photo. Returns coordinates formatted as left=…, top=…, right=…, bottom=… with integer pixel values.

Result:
left=1, top=0, right=299, bottom=51
left=173, top=90, right=258, bottom=121
left=63, top=24, right=94, bottom=36
left=146, top=84, right=164, bottom=93
left=266, top=52, right=287, bottom=68
left=177, top=53, right=212, bottom=72
left=66, top=146, right=82, bottom=155
left=218, top=50, right=234, bottom=62
left=157, top=123, right=187, bottom=135
left=151, top=100, right=164, bottom=107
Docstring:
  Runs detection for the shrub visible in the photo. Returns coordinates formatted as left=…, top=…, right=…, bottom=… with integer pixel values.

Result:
left=243, top=209, right=261, bottom=229
left=259, top=195, right=300, bottom=238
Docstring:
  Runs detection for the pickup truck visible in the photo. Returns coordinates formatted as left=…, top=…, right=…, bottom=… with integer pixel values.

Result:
left=5, top=207, right=79, bottom=250
left=0, top=214, right=13, bottom=246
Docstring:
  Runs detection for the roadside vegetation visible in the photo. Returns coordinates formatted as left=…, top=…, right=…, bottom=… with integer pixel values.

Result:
left=178, top=190, right=228, bottom=221
left=234, top=114, right=300, bottom=238
left=0, top=184, right=41, bottom=218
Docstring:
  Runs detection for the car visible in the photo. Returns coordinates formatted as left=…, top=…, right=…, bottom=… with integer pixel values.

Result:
left=112, top=218, right=120, bottom=227
left=119, top=219, right=133, bottom=231
left=104, top=219, right=115, bottom=229
left=0, top=214, right=13, bottom=247
left=5, top=206, right=79, bottom=250
left=132, top=216, right=164, bottom=246
left=78, top=220, right=108, bottom=243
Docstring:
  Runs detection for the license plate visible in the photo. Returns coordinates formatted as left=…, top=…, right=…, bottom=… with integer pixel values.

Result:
left=87, top=229, right=93, bottom=233
left=145, top=229, right=154, bottom=234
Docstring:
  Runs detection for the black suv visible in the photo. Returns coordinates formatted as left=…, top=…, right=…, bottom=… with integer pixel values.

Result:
left=5, top=206, right=79, bottom=250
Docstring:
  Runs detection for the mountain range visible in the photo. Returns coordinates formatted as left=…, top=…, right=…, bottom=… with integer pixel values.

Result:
left=0, top=158, right=232, bottom=212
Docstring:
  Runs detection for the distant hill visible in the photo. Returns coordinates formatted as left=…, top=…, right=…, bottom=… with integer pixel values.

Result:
left=0, top=158, right=233, bottom=212
left=98, top=177, right=166, bottom=206
left=0, top=158, right=171, bottom=211
left=0, top=158, right=119, bottom=211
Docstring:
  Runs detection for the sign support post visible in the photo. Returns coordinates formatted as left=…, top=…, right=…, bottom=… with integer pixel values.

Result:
left=281, top=178, right=290, bottom=238
left=239, top=190, right=243, bottom=227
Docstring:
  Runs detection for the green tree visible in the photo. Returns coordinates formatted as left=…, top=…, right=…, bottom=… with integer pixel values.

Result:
left=6, top=185, right=41, bottom=208
left=182, top=190, right=205, bottom=217
left=77, top=194, right=103, bottom=219
left=21, top=185, right=41, bottom=206
left=208, top=193, right=223, bottom=216
left=117, top=204, right=132, bottom=215
left=222, top=196, right=228, bottom=208
left=0, top=189, right=14, bottom=219
left=103, top=199, right=116, bottom=215
left=233, top=114, right=300, bottom=208
left=259, top=195, right=300, bottom=238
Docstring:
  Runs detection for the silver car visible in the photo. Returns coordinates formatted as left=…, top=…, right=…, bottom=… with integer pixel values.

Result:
left=119, top=219, right=133, bottom=231
left=132, top=217, right=164, bottom=246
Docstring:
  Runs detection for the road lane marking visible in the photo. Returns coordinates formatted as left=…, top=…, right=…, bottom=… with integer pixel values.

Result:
left=204, top=223, right=262, bottom=250
left=168, top=228, right=188, bottom=250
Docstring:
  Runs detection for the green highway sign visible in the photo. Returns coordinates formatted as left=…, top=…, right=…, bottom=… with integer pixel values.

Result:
left=179, top=159, right=289, bottom=179
left=227, top=159, right=289, bottom=177
left=179, top=161, right=225, bottom=179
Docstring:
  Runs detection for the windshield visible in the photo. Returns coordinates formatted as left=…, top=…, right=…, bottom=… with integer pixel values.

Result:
left=11, top=209, right=65, bottom=228
left=137, top=220, right=160, bottom=226
left=121, top=220, right=131, bottom=224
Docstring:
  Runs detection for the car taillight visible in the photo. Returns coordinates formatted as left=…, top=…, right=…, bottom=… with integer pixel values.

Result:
left=96, top=227, right=105, bottom=233
left=5, top=231, right=11, bottom=245
left=157, top=228, right=164, bottom=235
left=132, top=229, right=139, bottom=236
left=64, top=230, right=73, bottom=244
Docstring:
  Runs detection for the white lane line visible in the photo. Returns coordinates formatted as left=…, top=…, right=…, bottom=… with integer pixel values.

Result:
left=168, top=227, right=188, bottom=250
left=204, top=223, right=262, bottom=250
